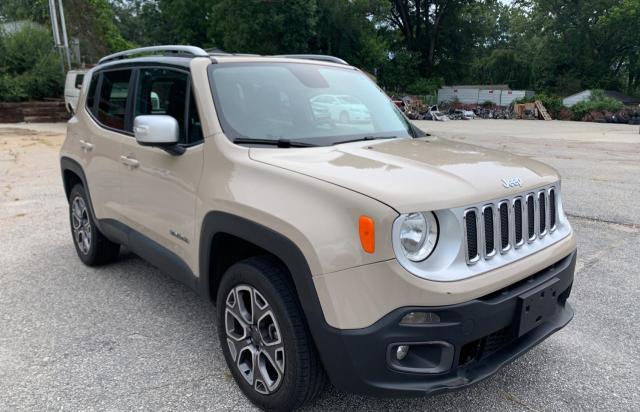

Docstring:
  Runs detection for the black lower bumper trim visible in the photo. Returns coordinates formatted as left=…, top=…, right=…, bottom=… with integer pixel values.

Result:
left=313, top=250, right=576, bottom=397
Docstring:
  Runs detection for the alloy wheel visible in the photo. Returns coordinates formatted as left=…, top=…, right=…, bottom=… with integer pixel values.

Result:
left=71, top=196, right=91, bottom=255
left=225, top=284, right=285, bottom=395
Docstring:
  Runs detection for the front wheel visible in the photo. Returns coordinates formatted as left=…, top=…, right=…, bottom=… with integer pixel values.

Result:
left=217, top=256, right=326, bottom=411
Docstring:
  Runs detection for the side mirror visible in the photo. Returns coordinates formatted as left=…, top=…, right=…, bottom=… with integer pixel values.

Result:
left=133, top=115, right=184, bottom=155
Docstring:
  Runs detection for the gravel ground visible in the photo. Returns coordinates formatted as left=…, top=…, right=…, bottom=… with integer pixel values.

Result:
left=0, top=120, right=638, bottom=411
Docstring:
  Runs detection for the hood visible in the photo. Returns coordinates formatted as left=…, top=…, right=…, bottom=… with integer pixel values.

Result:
left=249, top=137, right=559, bottom=213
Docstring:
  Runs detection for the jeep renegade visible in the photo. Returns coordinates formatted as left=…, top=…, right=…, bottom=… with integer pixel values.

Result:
left=59, top=46, right=577, bottom=411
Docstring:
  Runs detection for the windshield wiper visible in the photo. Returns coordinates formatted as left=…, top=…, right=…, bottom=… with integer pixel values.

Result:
left=331, top=135, right=397, bottom=145
left=233, top=137, right=316, bottom=148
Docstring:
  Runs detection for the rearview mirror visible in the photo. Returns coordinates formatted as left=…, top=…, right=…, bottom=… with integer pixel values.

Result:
left=133, top=115, right=184, bottom=155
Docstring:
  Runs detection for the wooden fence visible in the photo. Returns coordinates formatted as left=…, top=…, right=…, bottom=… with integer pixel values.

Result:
left=0, top=101, right=70, bottom=123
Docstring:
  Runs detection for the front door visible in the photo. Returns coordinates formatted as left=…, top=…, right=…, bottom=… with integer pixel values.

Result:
left=81, top=68, right=134, bottom=223
left=119, top=67, right=204, bottom=269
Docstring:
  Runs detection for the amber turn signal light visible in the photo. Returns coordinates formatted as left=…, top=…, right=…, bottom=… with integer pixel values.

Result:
left=359, top=215, right=375, bottom=253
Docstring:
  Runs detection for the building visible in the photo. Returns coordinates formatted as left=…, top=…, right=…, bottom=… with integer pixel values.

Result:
left=438, top=85, right=535, bottom=106
left=563, top=90, right=640, bottom=107
left=0, top=20, right=43, bottom=35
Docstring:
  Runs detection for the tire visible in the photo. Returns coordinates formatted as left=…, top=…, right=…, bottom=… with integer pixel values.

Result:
left=68, top=184, right=120, bottom=266
left=217, top=256, right=326, bottom=411
left=339, top=111, right=349, bottom=123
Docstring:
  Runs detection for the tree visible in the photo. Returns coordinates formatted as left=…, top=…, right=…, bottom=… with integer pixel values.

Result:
left=209, top=0, right=317, bottom=55
left=599, top=0, right=640, bottom=95
left=385, top=1, right=472, bottom=69
left=312, top=0, right=388, bottom=73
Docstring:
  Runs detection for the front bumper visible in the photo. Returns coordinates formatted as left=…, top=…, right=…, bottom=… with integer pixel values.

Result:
left=313, top=250, right=576, bottom=397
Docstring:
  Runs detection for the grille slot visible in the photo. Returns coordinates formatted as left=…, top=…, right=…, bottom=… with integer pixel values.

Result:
left=549, top=188, right=556, bottom=230
left=464, top=210, right=479, bottom=263
left=513, top=198, right=523, bottom=246
left=482, top=206, right=495, bottom=257
left=499, top=202, right=510, bottom=251
left=462, top=185, right=559, bottom=265
left=526, top=194, right=535, bottom=241
left=539, top=191, right=547, bottom=236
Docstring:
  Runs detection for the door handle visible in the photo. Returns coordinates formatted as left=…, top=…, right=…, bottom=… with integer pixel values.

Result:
left=79, top=139, right=94, bottom=151
left=119, top=155, right=139, bottom=168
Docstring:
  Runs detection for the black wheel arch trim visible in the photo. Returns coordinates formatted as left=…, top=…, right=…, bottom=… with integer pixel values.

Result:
left=198, top=211, right=360, bottom=387
left=60, top=156, right=106, bottom=234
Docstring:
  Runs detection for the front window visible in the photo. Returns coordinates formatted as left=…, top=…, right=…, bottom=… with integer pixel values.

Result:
left=208, top=63, right=417, bottom=146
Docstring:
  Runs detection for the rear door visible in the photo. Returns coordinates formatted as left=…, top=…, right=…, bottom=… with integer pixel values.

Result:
left=119, top=66, right=204, bottom=267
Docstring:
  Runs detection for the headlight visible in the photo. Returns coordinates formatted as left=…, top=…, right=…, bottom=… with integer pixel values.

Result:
left=399, top=212, right=438, bottom=261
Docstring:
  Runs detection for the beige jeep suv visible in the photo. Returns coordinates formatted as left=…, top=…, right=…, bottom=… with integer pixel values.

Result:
left=60, top=46, right=576, bottom=411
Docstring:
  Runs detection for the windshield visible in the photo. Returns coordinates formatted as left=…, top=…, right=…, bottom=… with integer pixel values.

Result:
left=208, top=62, right=417, bottom=146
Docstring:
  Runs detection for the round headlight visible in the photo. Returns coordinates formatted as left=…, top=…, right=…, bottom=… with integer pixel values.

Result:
left=399, top=212, right=438, bottom=261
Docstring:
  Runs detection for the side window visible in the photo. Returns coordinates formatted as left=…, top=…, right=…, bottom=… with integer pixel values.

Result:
left=134, top=68, right=202, bottom=145
left=74, top=74, right=84, bottom=89
left=97, top=69, right=132, bottom=132
left=86, top=74, right=98, bottom=112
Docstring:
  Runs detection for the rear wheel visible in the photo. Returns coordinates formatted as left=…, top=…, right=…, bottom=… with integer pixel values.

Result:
left=68, top=184, right=120, bottom=266
left=217, top=256, right=326, bottom=411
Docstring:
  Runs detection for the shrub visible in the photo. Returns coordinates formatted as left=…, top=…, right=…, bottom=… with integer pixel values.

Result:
left=571, top=94, right=624, bottom=121
left=0, top=25, right=64, bottom=102
left=0, top=74, right=27, bottom=102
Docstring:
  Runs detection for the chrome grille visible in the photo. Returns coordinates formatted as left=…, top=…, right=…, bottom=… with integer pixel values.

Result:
left=464, top=185, right=558, bottom=265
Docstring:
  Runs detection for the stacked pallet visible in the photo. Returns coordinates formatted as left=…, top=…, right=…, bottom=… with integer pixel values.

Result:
left=0, top=101, right=70, bottom=123
left=535, top=100, right=552, bottom=121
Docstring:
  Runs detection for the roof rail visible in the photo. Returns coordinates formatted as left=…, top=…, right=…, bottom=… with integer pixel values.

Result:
left=273, top=54, right=349, bottom=65
left=98, top=45, right=209, bottom=65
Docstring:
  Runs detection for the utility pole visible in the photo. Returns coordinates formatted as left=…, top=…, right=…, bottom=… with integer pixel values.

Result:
left=57, top=0, right=72, bottom=70
left=48, top=0, right=70, bottom=73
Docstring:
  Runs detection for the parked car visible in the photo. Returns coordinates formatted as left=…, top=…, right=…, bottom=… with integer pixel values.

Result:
left=311, top=93, right=372, bottom=123
left=424, top=105, right=450, bottom=121
left=60, top=46, right=576, bottom=411
left=64, top=69, right=87, bottom=114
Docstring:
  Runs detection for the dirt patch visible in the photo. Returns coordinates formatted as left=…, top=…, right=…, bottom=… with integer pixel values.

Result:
left=0, top=128, right=40, bottom=136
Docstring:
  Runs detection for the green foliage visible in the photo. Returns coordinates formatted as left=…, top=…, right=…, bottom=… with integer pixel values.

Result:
left=474, top=49, right=532, bottom=90
left=571, top=93, right=625, bottom=120
left=0, top=0, right=49, bottom=24
left=209, top=0, right=317, bottom=55
left=0, top=73, right=28, bottom=101
left=313, top=0, right=387, bottom=73
left=0, top=25, right=63, bottom=102
left=4, top=0, right=639, bottom=103
left=378, top=50, right=422, bottom=92
left=405, top=77, right=444, bottom=95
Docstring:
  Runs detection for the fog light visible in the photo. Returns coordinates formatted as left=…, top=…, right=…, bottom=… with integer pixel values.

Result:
left=396, top=345, right=409, bottom=360
left=400, top=312, right=441, bottom=325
